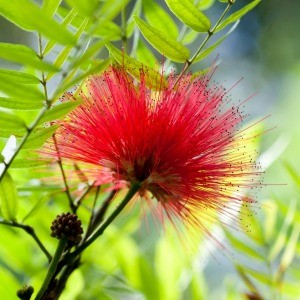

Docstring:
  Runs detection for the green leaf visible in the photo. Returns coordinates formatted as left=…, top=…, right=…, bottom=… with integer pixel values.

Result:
left=46, top=18, right=89, bottom=80
left=136, top=40, right=157, bottom=68
left=242, top=266, right=271, bottom=285
left=93, top=21, right=122, bottom=40
left=235, top=264, right=260, bottom=294
left=0, top=172, right=18, bottom=220
left=216, top=0, right=261, bottom=32
left=65, top=0, right=98, bottom=16
left=262, top=200, right=278, bottom=242
left=100, top=0, right=131, bottom=22
left=284, top=161, right=300, bottom=186
left=0, top=69, right=40, bottom=84
left=0, top=0, right=76, bottom=45
left=44, top=8, right=78, bottom=55
left=165, top=0, right=210, bottom=32
left=279, top=224, right=300, bottom=272
left=55, top=59, right=111, bottom=98
left=269, top=200, right=296, bottom=261
left=23, top=125, right=59, bottom=149
left=0, top=111, right=27, bottom=132
left=0, top=43, right=58, bottom=72
left=72, top=40, right=107, bottom=69
left=0, top=70, right=44, bottom=100
left=38, top=101, right=82, bottom=125
left=106, top=43, right=167, bottom=89
left=144, top=1, right=178, bottom=39
left=0, top=97, right=43, bottom=110
left=194, top=21, right=239, bottom=62
left=196, top=0, right=215, bottom=10
left=133, top=16, right=190, bottom=63
left=0, top=154, right=4, bottom=163
left=225, top=229, right=264, bottom=261
left=42, top=0, right=62, bottom=16
left=10, top=159, right=50, bottom=168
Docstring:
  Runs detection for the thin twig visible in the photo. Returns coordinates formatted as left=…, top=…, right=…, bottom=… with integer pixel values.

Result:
left=0, top=219, right=52, bottom=262
left=66, top=183, right=140, bottom=262
left=74, top=180, right=96, bottom=212
left=52, top=135, right=76, bottom=213
left=173, top=0, right=234, bottom=87
left=85, top=189, right=117, bottom=239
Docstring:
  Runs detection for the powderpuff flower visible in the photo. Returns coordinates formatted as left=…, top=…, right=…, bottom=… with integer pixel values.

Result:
left=47, top=65, right=261, bottom=236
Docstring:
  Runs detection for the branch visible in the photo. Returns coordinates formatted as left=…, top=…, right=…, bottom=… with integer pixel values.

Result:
left=0, top=219, right=52, bottom=262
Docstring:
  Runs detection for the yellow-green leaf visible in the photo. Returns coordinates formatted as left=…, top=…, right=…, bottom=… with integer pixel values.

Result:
left=0, top=172, right=18, bottom=220
left=216, top=0, right=261, bottom=32
left=0, top=43, right=58, bottom=72
left=0, top=69, right=44, bottom=100
left=23, top=125, right=59, bottom=149
left=0, top=111, right=27, bottom=132
left=38, top=101, right=82, bottom=125
left=0, top=0, right=76, bottom=45
left=144, top=1, right=178, bottom=39
left=133, top=16, right=190, bottom=63
left=165, top=0, right=210, bottom=32
left=106, top=43, right=167, bottom=89
left=65, top=0, right=98, bottom=16
left=0, top=97, right=43, bottom=110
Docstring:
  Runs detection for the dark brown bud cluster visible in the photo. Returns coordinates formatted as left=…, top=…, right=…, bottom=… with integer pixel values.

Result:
left=16, top=285, right=34, bottom=300
left=50, top=212, right=83, bottom=244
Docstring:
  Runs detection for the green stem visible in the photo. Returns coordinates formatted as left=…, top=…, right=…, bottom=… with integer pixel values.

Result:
left=121, top=6, right=127, bottom=52
left=173, top=0, right=234, bottom=87
left=52, top=134, right=76, bottom=213
left=66, top=183, right=140, bottom=261
left=0, top=220, right=52, bottom=262
left=85, top=189, right=116, bottom=239
left=35, top=238, right=68, bottom=300
left=74, top=180, right=96, bottom=212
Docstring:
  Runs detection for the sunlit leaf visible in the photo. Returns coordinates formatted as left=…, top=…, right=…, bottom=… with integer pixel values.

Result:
left=0, top=43, right=58, bottom=72
left=38, top=101, right=82, bottom=125
left=0, top=69, right=44, bottom=100
left=72, top=40, right=107, bottom=69
left=136, top=40, right=157, bottom=67
left=42, top=0, right=62, bottom=16
left=268, top=200, right=296, bottom=261
left=196, top=0, right=215, bottom=10
left=133, top=16, right=190, bottom=63
left=194, top=21, right=239, bottom=62
left=65, top=0, right=98, bottom=16
left=216, top=0, right=261, bottom=32
left=55, top=59, right=111, bottom=98
left=284, top=161, right=300, bottom=186
left=44, top=8, right=78, bottom=55
left=243, top=266, right=271, bottom=285
left=93, top=21, right=122, bottom=40
left=0, top=69, right=40, bottom=84
left=100, top=0, right=131, bottom=22
left=46, top=18, right=89, bottom=80
left=23, top=125, right=59, bottom=149
left=262, top=200, right=278, bottom=242
left=144, top=1, right=178, bottom=39
left=0, top=111, right=27, bottom=132
left=106, top=43, right=166, bottom=89
left=165, top=0, right=210, bottom=32
left=0, top=172, right=18, bottom=220
left=0, top=97, right=43, bottom=110
left=0, top=0, right=76, bottom=45
left=225, top=229, right=264, bottom=260
left=10, top=159, right=50, bottom=169
left=279, top=223, right=300, bottom=272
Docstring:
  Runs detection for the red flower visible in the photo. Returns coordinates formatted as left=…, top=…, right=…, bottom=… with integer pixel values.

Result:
left=49, top=66, right=260, bottom=232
